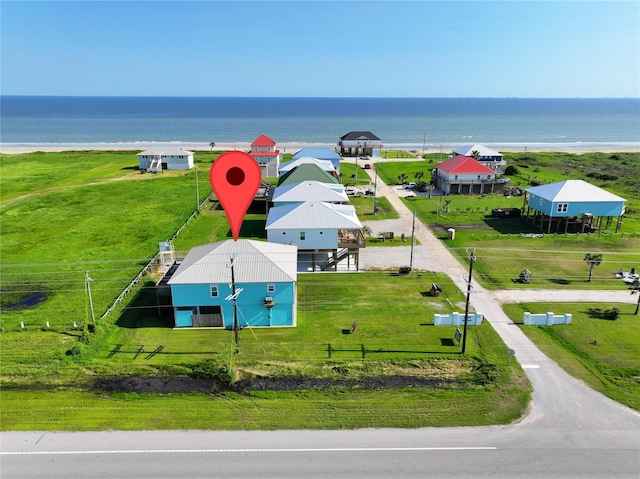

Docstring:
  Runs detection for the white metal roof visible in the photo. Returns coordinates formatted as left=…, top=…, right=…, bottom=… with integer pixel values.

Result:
left=453, top=144, right=502, bottom=158
left=525, top=180, right=626, bottom=203
left=168, top=240, right=297, bottom=285
left=265, top=201, right=362, bottom=230
left=272, top=181, right=347, bottom=203
left=137, top=147, right=194, bottom=156
left=279, top=157, right=336, bottom=173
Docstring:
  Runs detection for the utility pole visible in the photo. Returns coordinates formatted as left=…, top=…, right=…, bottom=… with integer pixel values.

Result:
left=85, top=270, right=95, bottom=323
left=230, top=257, right=239, bottom=353
left=409, top=209, right=416, bottom=271
left=461, top=249, right=476, bottom=354
left=372, top=167, right=378, bottom=215
left=195, top=166, right=200, bottom=210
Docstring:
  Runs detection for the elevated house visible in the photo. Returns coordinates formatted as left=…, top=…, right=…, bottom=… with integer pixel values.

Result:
left=272, top=181, right=348, bottom=207
left=292, top=148, right=341, bottom=174
left=167, top=240, right=298, bottom=328
left=249, top=134, right=281, bottom=178
left=137, top=147, right=194, bottom=171
left=265, top=201, right=365, bottom=271
left=277, top=163, right=340, bottom=187
left=453, top=144, right=506, bottom=173
left=278, top=157, right=337, bottom=178
left=433, top=155, right=506, bottom=195
left=524, top=180, right=627, bottom=233
left=338, top=131, right=383, bottom=157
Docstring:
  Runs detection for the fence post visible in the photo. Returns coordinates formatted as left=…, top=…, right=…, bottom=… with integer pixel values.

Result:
left=327, top=343, right=332, bottom=358
left=361, top=344, right=366, bottom=358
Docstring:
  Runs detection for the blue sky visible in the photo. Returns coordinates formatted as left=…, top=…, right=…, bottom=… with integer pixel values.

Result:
left=1, top=1, right=639, bottom=97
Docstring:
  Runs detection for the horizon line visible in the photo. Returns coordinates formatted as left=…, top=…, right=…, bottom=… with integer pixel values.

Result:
left=2, top=95, right=639, bottom=100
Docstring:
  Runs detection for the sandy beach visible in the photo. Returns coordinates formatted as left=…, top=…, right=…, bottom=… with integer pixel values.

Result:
left=1, top=141, right=638, bottom=155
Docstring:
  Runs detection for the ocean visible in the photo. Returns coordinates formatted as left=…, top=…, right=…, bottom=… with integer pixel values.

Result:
left=1, top=96, right=639, bottom=150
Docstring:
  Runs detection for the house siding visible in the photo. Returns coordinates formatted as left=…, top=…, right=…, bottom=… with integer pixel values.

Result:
left=171, top=282, right=295, bottom=328
left=267, top=228, right=338, bottom=250
left=528, top=195, right=626, bottom=217
left=138, top=153, right=193, bottom=170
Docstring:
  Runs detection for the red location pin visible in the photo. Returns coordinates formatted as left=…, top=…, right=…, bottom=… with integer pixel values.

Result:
left=209, top=151, right=262, bottom=241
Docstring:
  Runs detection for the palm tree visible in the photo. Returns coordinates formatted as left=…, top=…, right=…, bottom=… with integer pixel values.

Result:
left=630, top=278, right=640, bottom=315
left=470, top=150, right=481, bottom=161
left=398, top=173, right=408, bottom=185
left=414, top=171, right=424, bottom=182
left=583, top=253, right=603, bottom=282
left=426, top=183, right=434, bottom=199
left=209, top=141, right=216, bottom=151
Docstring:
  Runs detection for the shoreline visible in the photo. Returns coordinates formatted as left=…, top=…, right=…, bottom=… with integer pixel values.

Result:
left=1, top=141, right=639, bottom=155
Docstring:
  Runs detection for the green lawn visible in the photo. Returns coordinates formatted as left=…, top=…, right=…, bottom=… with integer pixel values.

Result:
left=1, top=272, right=531, bottom=430
left=502, top=302, right=640, bottom=411
left=5, top=150, right=639, bottom=430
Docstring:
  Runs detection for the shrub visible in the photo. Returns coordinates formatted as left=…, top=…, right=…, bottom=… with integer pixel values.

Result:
left=504, top=165, right=519, bottom=175
left=189, top=359, right=236, bottom=385
left=604, top=308, right=620, bottom=320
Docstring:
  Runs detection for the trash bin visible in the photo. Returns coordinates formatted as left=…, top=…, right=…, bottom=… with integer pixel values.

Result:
left=430, top=283, right=442, bottom=297
left=447, top=228, right=456, bottom=240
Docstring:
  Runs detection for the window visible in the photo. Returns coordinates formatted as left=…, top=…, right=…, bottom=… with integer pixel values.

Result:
left=210, top=285, right=218, bottom=297
left=477, top=175, right=481, bottom=180
left=300, top=231, right=306, bottom=241
left=200, top=306, right=221, bottom=315
left=557, top=203, right=568, bottom=213
left=267, top=284, right=276, bottom=293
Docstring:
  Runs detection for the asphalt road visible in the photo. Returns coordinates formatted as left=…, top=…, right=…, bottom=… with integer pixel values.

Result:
left=1, top=166, right=638, bottom=478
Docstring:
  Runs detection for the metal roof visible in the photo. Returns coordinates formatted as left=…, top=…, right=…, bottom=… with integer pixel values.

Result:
left=292, top=148, right=340, bottom=160
left=272, top=181, right=347, bottom=203
left=251, top=134, right=276, bottom=147
left=525, top=180, right=627, bottom=203
left=137, top=147, right=194, bottom=156
left=265, top=202, right=362, bottom=230
left=453, top=144, right=502, bottom=157
left=279, top=157, right=335, bottom=173
left=168, top=240, right=297, bottom=285
left=340, top=131, right=381, bottom=141
left=436, top=155, right=496, bottom=174
left=277, top=164, right=340, bottom=186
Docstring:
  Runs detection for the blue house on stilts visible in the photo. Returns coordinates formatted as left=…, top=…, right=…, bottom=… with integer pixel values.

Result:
left=168, top=240, right=298, bottom=328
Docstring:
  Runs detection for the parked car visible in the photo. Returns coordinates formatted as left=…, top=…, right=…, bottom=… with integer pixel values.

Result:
left=363, top=163, right=372, bottom=169
left=405, top=182, right=417, bottom=189
left=345, top=187, right=356, bottom=195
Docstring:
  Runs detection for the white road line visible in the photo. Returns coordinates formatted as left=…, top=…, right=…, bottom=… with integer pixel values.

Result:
left=1, top=446, right=497, bottom=455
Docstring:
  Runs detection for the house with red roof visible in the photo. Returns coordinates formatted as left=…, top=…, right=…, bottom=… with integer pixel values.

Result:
left=433, top=155, right=507, bottom=195
left=249, top=134, right=281, bottom=178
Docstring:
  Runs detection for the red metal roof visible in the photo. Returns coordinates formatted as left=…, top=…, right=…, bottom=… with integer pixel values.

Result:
left=436, top=155, right=495, bottom=174
left=251, top=134, right=276, bottom=147
left=250, top=150, right=280, bottom=157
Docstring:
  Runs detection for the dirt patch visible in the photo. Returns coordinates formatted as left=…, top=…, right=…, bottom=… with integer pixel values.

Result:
left=95, top=377, right=214, bottom=394
left=93, top=375, right=467, bottom=394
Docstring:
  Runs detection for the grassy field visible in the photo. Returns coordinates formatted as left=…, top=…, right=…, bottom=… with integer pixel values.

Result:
left=3, top=149, right=638, bottom=430
left=401, top=194, right=640, bottom=290
left=380, top=151, right=640, bottom=291
left=1, top=272, right=531, bottom=430
left=0, top=150, right=532, bottom=431
left=502, top=302, right=640, bottom=411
